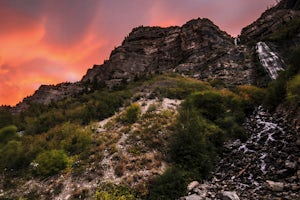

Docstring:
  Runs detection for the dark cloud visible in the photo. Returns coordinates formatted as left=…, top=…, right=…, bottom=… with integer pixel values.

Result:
left=41, top=0, right=101, bottom=47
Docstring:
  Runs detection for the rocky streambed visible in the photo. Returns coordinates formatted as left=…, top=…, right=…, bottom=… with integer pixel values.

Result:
left=181, top=106, right=300, bottom=200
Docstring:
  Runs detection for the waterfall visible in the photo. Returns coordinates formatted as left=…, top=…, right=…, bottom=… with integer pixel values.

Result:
left=256, top=42, right=285, bottom=80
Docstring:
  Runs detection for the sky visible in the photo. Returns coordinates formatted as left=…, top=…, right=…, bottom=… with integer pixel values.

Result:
left=0, top=0, right=277, bottom=106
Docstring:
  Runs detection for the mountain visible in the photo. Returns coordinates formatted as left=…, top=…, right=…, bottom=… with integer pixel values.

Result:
left=1, top=0, right=300, bottom=199
left=14, top=17, right=255, bottom=113
left=82, top=18, right=253, bottom=87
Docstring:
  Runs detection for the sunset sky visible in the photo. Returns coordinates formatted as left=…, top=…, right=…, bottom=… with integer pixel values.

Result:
left=0, top=0, right=276, bottom=106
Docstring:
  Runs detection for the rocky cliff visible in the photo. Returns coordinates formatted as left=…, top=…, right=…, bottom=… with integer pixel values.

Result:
left=82, top=18, right=254, bottom=88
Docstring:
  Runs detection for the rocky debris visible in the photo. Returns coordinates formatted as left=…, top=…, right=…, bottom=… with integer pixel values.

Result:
left=181, top=106, right=299, bottom=200
left=82, top=18, right=255, bottom=88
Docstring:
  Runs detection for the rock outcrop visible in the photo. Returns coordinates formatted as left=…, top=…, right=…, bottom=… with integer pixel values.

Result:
left=82, top=18, right=255, bottom=87
left=13, top=82, right=84, bottom=113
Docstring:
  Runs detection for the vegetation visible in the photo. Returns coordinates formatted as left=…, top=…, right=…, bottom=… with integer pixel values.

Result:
left=121, top=103, right=141, bottom=124
left=34, top=149, right=70, bottom=176
left=147, top=83, right=263, bottom=199
left=263, top=46, right=300, bottom=110
left=266, top=18, right=300, bottom=42
left=95, top=183, right=139, bottom=200
left=0, top=73, right=284, bottom=199
left=147, top=167, right=186, bottom=200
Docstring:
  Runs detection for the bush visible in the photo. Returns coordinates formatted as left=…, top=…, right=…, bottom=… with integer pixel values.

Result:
left=0, top=140, right=24, bottom=171
left=287, top=74, right=300, bottom=102
left=169, top=109, right=219, bottom=179
left=95, top=183, right=138, bottom=200
left=34, top=149, right=70, bottom=176
left=0, top=125, right=18, bottom=146
left=0, top=107, right=13, bottom=129
left=122, top=103, right=141, bottom=124
left=147, top=167, right=186, bottom=200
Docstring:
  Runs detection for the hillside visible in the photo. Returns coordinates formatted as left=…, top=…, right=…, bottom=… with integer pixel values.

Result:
left=0, top=0, right=300, bottom=199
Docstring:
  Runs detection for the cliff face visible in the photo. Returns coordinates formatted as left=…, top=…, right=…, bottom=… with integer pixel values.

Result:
left=241, top=0, right=300, bottom=42
left=82, top=18, right=255, bottom=87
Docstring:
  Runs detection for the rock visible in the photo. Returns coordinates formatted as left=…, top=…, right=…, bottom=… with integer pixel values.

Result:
left=187, top=181, right=200, bottom=192
left=296, top=139, right=300, bottom=146
left=285, top=161, right=297, bottom=169
left=220, top=191, right=240, bottom=200
left=266, top=180, right=284, bottom=192
left=185, top=194, right=202, bottom=200
left=290, top=183, right=300, bottom=191
left=82, top=18, right=255, bottom=89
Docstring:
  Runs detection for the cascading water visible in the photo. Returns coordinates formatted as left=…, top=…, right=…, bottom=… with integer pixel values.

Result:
left=256, top=42, right=285, bottom=80
left=211, top=106, right=298, bottom=199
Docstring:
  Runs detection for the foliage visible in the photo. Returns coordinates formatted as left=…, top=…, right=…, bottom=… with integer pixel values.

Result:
left=287, top=74, right=300, bottom=102
left=169, top=108, right=219, bottom=179
left=121, top=103, right=141, bottom=124
left=34, top=149, right=70, bottom=176
left=19, top=89, right=131, bottom=135
left=267, top=18, right=300, bottom=42
left=0, top=125, right=19, bottom=146
left=147, top=167, right=186, bottom=200
left=44, top=123, right=92, bottom=155
left=0, top=106, right=13, bottom=129
left=0, top=140, right=24, bottom=170
left=95, top=183, right=139, bottom=200
left=263, top=47, right=300, bottom=110
left=152, top=74, right=211, bottom=99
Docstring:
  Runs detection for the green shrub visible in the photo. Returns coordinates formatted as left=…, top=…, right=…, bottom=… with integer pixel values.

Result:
left=0, top=140, right=24, bottom=170
left=0, top=125, right=18, bottom=146
left=122, top=103, right=141, bottom=124
left=147, top=167, right=186, bottom=200
left=34, top=149, right=70, bottom=176
left=95, top=183, right=138, bottom=200
left=287, top=74, right=300, bottom=102
left=0, top=107, right=13, bottom=129
left=169, top=109, right=219, bottom=179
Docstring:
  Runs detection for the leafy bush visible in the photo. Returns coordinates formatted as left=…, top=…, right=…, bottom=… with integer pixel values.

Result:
left=0, top=140, right=24, bottom=171
left=0, top=107, right=13, bottom=129
left=287, top=74, right=300, bottom=102
left=169, top=109, right=219, bottom=179
left=0, top=125, right=18, bottom=146
left=34, top=149, right=70, bottom=176
left=95, top=183, right=138, bottom=200
left=147, top=167, right=186, bottom=200
left=121, top=103, right=141, bottom=124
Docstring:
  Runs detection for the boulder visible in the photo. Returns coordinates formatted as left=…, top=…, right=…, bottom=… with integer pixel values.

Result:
left=185, top=194, right=202, bottom=200
left=220, top=191, right=240, bottom=200
left=266, top=180, right=284, bottom=192
left=187, top=181, right=200, bottom=192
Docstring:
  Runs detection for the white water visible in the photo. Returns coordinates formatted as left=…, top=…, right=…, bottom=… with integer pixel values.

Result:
left=233, top=106, right=286, bottom=175
left=256, top=42, right=284, bottom=80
